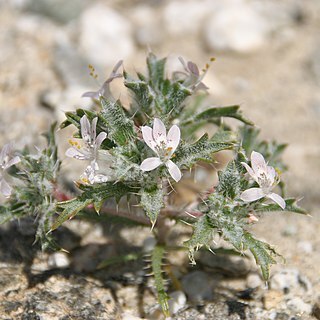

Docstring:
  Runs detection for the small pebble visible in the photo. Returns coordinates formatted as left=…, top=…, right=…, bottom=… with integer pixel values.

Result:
left=48, top=252, right=70, bottom=268
left=168, top=290, right=187, bottom=315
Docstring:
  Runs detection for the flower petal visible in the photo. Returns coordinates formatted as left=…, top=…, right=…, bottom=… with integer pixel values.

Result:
left=153, top=118, right=167, bottom=144
left=142, top=126, right=157, bottom=152
left=166, top=160, right=182, bottom=182
left=166, top=125, right=180, bottom=154
left=241, top=162, right=255, bottom=179
left=91, top=117, right=98, bottom=142
left=140, top=157, right=162, bottom=171
left=4, top=156, right=20, bottom=169
left=251, top=151, right=267, bottom=175
left=267, top=193, right=286, bottom=209
left=0, top=143, right=11, bottom=165
left=240, top=188, right=265, bottom=202
left=267, top=166, right=276, bottom=184
left=95, top=132, right=107, bottom=149
left=65, top=147, right=89, bottom=160
left=0, top=178, right=12, bottom=197
left=80, top=115, right=91, bottom=144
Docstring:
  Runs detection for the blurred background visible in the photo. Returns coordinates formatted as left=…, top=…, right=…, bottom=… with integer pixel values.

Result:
left=0, top=0, right=320, bottom=318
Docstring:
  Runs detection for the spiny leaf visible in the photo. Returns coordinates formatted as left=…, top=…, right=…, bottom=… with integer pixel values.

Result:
left=124, top=74, right=155, bottom=115
left=255, top=198, right=308, bottom=215
left=184, top=215, right=213, bottom=264
left=242, top=232, right=279, bottom=280
left=216, top=161, right=241, bottom=199
left=151, top=246, right=170, bottom=317
left=175, top=133, right=233, bottom=168
left=100, top=97, right=136, bottom=145
left=140, top=186, right=164, bottom=228
left=0, top=206, right=13, bottom=224
left=181, top=105, right=253, bottom=126
left=51, top=182, right=132, bottom=231
left=147, top=53, right=166, bottom=90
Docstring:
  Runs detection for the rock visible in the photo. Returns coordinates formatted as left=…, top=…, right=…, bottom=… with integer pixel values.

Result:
left=312, top=298, right=320, bottom=320
left=263, top=290, right=284, bottom=310
left=142, top=236, right=157, bottom=253
left=205, top=1, right=268, bottom=53
left=287, top=297, right=312, bottom=315
left=270, top=269, right=312, bottom=294
left=130, top=5, right=163, bottom=47
left=48, top=252, right=70, bottom=268
left=168, top=290, right=187, bottom=315
left=199, top=250, right=251, bottom=276
left=297, top=241, right=313, bottom=254
left=181, top=271, right=214, bottom=302
left=26, top=0, right=88, bottom=24
left=246, top=273, right=263, bottom=289
left=163, top=0, right=212, bottom=36
left=79, top=4, right=135, bottom=67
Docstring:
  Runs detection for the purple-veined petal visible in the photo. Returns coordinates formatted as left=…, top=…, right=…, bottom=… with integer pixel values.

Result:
left=0, top=143, right=11, bottom=165
left=65, top=147, right=89, bottom=160
left=267, top=192, right=286, bottom=209
left=267, top=166, right=276, bottom=184
left=0, top=178, right=12, bottom=197
left=166, top=160, right=182, bottom=182
left=140, top=157, right=162, bottom=171
left=80, top=115, right=91, bottom=144
left=4, top=156, right=20, bottom=170
left=141, top=126, right=157, bottom=152
left=91, top=117, right=98, bottom=142
left=240, top=188, right=265, bottom=202
left=95, top=132, right=107, bottom=149
left=187, top=61, right=200, bottom=76
left=82, top=91, right=99, bottom=99
left=241, top=162, right=255, bottom=179
left=153, top=118, right=167, bottom=145
left=178, top=56, right=189, bottom=73
left=166, top=125, right=180, bottom=154
left=251, top=151, right=267, bottom=176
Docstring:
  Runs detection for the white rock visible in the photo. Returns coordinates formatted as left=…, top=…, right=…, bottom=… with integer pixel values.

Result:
left=247, top=273, right=263, bottom=289
left=287, top=297, right=312, bottom=314
left=205, top=1, right=268, bottom=53
left=48, top=252, right=70, bottom=268
left=79, top=4, right=135, bottom=67
left=163, top=0, right=214, bottom=36
left=297, top=241, right=313, bottom=254
left=130, top=5, right=162, bottom=47
left=142, top=236, right=157, bottom=253
left=168, top=290, right=187, bottom=315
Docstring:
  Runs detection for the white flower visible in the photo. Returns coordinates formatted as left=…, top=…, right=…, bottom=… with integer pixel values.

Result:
left=140, top=118, right=182, bottom=182
left=240, top=151, right=286, bottom=209
left=0, top=143, right=20, bottom=197
left=66, top=115, right=109, bottom=184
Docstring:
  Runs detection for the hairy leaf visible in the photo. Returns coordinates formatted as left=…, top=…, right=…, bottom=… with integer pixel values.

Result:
left=181, top=105, right=253, bottom=126
left=255, top=198, right=308, bottom=215
left=175, top=133, right=233, bottom=168
left=151, top=246, right=170, bottom=317
left=51, top=182, right=132, bottom=231
left=140, top=186, right=164, bottom=227
left=147, top=53, right=166, bottom=90
left=100, top=97, right=136, bottom=145
left=184, top=215, right=213, bottom=264
left=217, top=161, right=241, bottom=199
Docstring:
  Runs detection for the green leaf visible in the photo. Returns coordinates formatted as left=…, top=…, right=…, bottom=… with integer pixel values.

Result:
left=100, top=97, right=136, bottom=145
left=242, top=232, right=279, bottom=280
left=140, top=186, right=164, bottom=228
left=255, top=198, right=308, bottom=215
left=184, top=215, right=213, bottom=264
left=175, top=133, right=233, bottom=168
left=51, top=182, right=132, bottom=231
left=147, top=53, right=166, bottom=90
left=181, top=105, right=253, bottom=126
left=216, top=161, right=241, bottom=199
left=164, top=81, right=192, bottom=116
left=0, top=206, right=13, bottom=224
left=151, top=246, right=170, bottom=317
